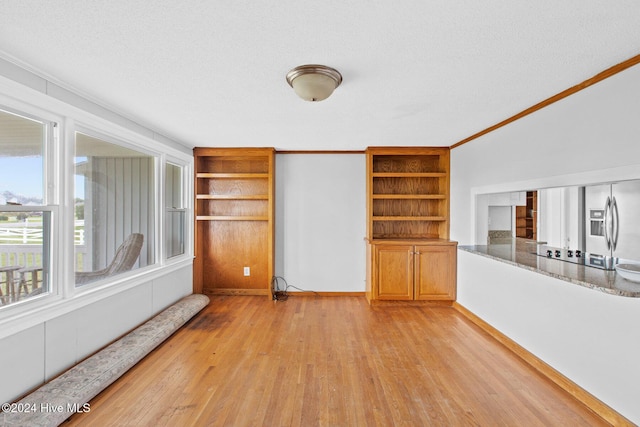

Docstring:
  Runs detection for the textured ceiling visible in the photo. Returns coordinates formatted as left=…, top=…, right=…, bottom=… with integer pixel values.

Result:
left=0, top=1, right=639, bottom=151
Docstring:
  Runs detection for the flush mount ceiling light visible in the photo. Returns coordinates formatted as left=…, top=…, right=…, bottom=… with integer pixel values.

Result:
left=286, top=64, right=342, bottom=102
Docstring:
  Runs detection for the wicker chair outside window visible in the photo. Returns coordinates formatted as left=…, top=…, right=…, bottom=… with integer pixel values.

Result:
left=76, top=233, right=144, bottom=285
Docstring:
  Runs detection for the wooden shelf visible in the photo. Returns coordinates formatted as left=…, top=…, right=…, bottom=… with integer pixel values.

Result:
left=193, top=147, right=275, bottom=296
left=372, top=172, right=448, bottom=178
left=196, top=215, right=269, bottom=221
left=515, top=191, right=537, bottom=240
left=373, top=216, right=448, bottom=221
left=196, top=194, right=269, bottom=200
left=372, top=194, right=446, bottom=200
left=196, top=173, right=269, bottom=179
left=367, top=147, right=450, bottom=241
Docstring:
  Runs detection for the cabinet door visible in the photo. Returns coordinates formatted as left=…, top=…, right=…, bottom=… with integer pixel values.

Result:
left=414, top=245, right=456, bottom=300
left=375, top=245, right=414, bottom=300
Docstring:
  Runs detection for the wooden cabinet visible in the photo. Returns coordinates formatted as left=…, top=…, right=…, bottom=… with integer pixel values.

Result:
left=365, top=147, right=457, bottom=304
left=372, top=242, right=457, bottom=301
left=414, top=244, right=457, bottom=300
left=375, top=245, right=414, bottom=300
left=193, top=147, right=274, bottom=296
left=516, top=190, right=537, bottom=240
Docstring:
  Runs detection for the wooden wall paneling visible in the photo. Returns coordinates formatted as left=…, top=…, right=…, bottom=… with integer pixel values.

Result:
left=193, top=220, right=204, bottom=294
left=201, top=221, right=269, bottom=293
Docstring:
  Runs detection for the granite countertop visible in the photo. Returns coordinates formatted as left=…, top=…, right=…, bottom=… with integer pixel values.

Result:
left=458, top=239, right=640, bottom=298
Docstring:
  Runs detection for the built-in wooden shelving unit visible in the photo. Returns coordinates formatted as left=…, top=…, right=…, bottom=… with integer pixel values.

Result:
left=516, top=190, right=537, bottom=240
left=365, top=147, right=457, bottom=304
left=193, top=147, right=274, bottom=296
left=367, top=147, right=450, bottom=240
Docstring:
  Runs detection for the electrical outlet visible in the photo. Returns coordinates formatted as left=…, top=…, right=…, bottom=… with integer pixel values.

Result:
left=243, top=266, right=250, bottom=276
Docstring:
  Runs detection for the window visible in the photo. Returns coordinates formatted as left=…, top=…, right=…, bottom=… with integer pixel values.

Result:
left=165, top=162, right=186, bottom=258
left=0, top=108, right=52, bottom=307
left=74, top=132, right=155, bottom=286
left=0, top=94, right=190, bottom=314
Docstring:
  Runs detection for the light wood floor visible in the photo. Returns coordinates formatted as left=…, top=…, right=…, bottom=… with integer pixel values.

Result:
left=64, top=296, right=608, bottom=426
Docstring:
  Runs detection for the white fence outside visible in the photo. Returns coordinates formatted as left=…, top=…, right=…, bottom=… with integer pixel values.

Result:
left=0, top=221, right=86, bottom=269
left=0, top=244, right=87, bottom=269
left=0, top=220, right=85, bottom=244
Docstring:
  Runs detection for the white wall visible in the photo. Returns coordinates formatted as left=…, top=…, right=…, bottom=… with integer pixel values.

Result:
left=451, top=63, right=640, bottom=422
left=451, top=63, right=640, bottom=245
left=0, top=265, right=192, bottom=403
left=457, top=251, right=640, bottom=422
left=488, top=206, right=511, bottom=230
left=275, top=154, right=366, bottom=292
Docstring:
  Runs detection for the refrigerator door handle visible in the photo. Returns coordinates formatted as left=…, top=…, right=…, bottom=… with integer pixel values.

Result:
left=612, top=196, right=619, bottom=251
left=604, top=196, right=612, bottom=250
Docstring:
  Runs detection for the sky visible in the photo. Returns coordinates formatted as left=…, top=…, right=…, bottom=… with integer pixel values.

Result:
left=0, top=156, right=43, bottom=199
left=0, top=156, right=86, bottom=202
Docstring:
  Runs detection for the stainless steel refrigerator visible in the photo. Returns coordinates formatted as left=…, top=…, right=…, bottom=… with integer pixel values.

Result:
left=584, top=180, right=640, bottom=262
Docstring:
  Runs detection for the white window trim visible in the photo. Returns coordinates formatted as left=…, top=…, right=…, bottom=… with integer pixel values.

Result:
left=163, top=159, right=191, bottom=261
left=0, top=72, right=194, bottom=341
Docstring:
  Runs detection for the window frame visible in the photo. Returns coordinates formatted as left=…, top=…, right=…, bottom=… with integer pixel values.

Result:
left=163, top=160, right=189, bottom=260
left=71, top=125, right=161, bottom=290
left=0, top=85, right=193, bottom=338
left=0, top=103, right=61, bottom=316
